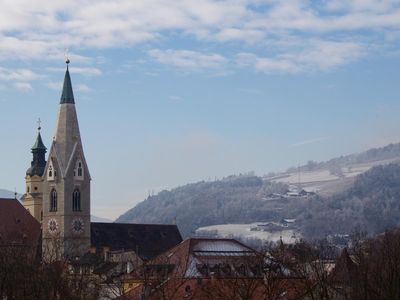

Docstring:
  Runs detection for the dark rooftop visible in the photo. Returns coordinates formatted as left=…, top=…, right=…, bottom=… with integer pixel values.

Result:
left=91, top=222, right=183, bottom=260
left=0, top=198, right=41, bottom=248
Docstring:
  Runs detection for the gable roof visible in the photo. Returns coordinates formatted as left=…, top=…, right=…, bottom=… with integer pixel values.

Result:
left=329, top=248, right=358, bottom=284
left=151, top=238, right=257, bottom=278
left=90, top=222, right=182, bottom=260
left=0, top=198, right=41, bottom=248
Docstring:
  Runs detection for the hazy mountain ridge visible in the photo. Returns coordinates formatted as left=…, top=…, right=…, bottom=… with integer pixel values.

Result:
left=0, top=189, right=22, bottom=199
left=287, top=142, right=400, bottom=173
left=117, top=142, right=400, bottom=239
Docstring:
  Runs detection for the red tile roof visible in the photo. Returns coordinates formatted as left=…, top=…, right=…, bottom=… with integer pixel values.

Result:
left=0, top=198, right=41, bottom=249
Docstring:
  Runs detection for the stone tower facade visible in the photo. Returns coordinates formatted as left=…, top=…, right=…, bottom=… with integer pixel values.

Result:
left=23, top=125, right=47, bottom=223
left=42, top=63, right=91, bottom=260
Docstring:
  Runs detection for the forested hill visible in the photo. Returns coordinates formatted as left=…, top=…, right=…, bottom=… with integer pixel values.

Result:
left=298, top=163, right=400, bottom=238
left=117, top=163, right=400, bottom=239
left=116, top=176, right=287, bottom=237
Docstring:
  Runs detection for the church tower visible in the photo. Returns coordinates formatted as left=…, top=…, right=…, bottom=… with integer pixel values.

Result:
left=42, top=60, right=91, bottom=260
left=23, top=122, right=47, bottom=223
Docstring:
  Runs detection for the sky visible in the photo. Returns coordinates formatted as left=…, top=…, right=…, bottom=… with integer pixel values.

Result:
left=1, top=0, right=400, bottom=220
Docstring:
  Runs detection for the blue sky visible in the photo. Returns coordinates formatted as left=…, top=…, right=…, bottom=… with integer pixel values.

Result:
left=1, top=0, right=400, bottom=219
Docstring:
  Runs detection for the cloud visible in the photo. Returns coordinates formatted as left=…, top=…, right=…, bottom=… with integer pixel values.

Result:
left=0, top=0, right=399, bottom=73
left=47, top=81, right=62, bottom=90
left=168, top=95, right=183, bottom=102
left=14, top=82, right=33, bottom=92
left=47, top=67, right=102, bottom=76
left=148, top=49, right=227, bottom=70
left=76, top=84, right=90, bottom=92
left=236, top=40, right=365, bottom=73
left=0, top=67, right=43, bottom=81
left=290, top=137, right=330, bottom=148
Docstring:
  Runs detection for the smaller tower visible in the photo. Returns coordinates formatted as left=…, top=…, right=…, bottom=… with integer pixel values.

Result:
left=23, top=120, right=47, bottom=222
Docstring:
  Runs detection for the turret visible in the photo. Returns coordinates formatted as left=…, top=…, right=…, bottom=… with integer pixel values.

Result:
left=23, top=121, right=47, bottom=223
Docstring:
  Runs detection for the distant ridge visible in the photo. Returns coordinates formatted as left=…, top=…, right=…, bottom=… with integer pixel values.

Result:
left=117, top=141, right=400, bottom=239
left=0, top=189, right=22, bottom=200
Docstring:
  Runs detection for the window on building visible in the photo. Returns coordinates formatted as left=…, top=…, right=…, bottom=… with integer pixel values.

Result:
left=74, top=160, right=84, bottom=180
left=27, top=186, right=30, bottom=193
left=72, top=189, right=81, bottom=211
left=78, top=162, right=83, bottom=177
left=50, top=189, right=57, bottom=212
left=48, top=161, right=56, bottom=181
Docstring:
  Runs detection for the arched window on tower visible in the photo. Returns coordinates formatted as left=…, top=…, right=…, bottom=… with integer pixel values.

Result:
left=72, top=189, right=81, bottom=211
left=50, top=189, right=57, bottom=212
left=74, top=160, right=84, bottom=180
left=48, top=160, right=55, bottom=181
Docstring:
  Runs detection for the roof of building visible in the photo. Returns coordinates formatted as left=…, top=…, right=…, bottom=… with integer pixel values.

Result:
left=60, top=66, right=75, bottom=104
left=0, top=198, right=41, bottom=248
left=120, top=277, right=307, bottom=300
left=90, top=222, right=183, bottom=260
left=151, top=238, right=258, bottom=278
left=329, top=248, right=358, bottom=283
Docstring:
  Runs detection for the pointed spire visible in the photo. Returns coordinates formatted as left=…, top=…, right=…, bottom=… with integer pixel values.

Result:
left=60, top=58, right=75, bottom=104
left=27, top=120, right=47, bottom=177
left=31, top=131, right=46, bottom=151
left=31, top=118, right=46, bottom=151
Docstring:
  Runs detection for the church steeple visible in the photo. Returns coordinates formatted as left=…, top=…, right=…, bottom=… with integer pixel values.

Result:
left=26, top=120, right=47, bottom=177
left=42, top=59, right=91, bottom=260
left=60, top=60, right=75, bottom=104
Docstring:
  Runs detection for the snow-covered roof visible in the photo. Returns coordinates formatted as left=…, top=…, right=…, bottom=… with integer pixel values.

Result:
left=192, top=239, right=252, bottom=252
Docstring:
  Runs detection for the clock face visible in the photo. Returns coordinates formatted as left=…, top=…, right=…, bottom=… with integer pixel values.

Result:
left=48, top=218, right=59, bottom=234
left=71, top=218, right=84, bottom=235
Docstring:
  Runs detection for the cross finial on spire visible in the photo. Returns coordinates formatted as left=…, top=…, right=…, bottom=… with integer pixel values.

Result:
left=37, top=118, right=42, bottom=131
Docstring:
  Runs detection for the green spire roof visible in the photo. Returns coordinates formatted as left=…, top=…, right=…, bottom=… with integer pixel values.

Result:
left=60, top=66, right=75, bottom=104
left=31, top=131, right=47, bottom=151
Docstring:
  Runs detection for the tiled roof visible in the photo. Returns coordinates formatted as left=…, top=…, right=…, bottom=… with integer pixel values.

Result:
left=91, top=222, right=182, bottom=260
left=150, top=238, right=258, bottom=278
left=0, top=198, right=41, bottom=248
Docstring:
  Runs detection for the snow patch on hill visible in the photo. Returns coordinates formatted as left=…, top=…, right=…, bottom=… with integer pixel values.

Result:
left=196, top=223, right=301, bottom=244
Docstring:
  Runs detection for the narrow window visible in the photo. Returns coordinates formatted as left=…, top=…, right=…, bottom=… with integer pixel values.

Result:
left=48, top=165, right=53, bottom=177
left=75, top=160, right=84, bottom=179
left=72, top=189, right=81, bottom=211
left=78, top=162, right=83, bottom=177
left=50, top=189, right=57, bottom=212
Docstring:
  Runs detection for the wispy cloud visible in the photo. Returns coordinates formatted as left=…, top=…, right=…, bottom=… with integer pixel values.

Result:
left=168, top=95, right=183, bottom=103
left=148, top=49, right=227, bottom=71
left=236, top=40, right=364, bottom=73
left=47, top=67, right=102, bottom=76
left=47, top=81, right=62, bottom=90
left=14, top=82, right=33, bottom=92
left=76, top=84, right=90, bottom=92
left=0, top=1, right=398, bottom=73
left=290, top=136, right=331, bottom=148
left=0, top=67, right=43, bottom=81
